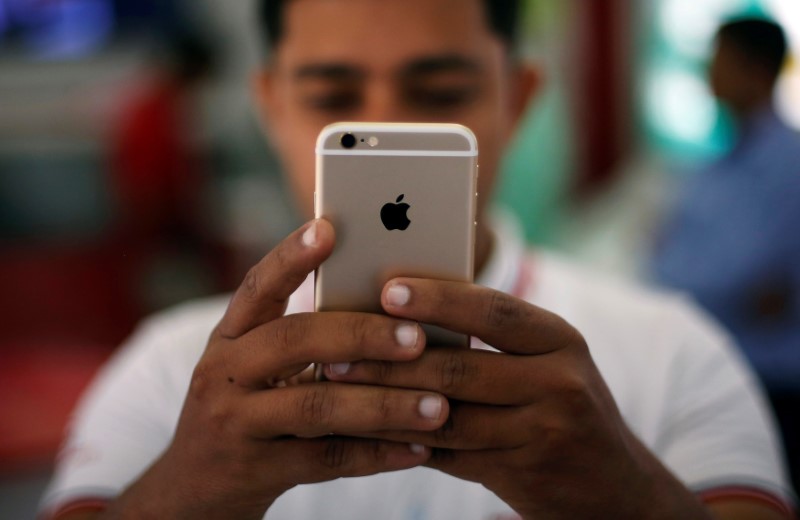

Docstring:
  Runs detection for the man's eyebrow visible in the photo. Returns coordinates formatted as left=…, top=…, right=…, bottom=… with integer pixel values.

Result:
left=293, top=63, right=365, bottom=81
left=401, top=54, right=483, bottom=78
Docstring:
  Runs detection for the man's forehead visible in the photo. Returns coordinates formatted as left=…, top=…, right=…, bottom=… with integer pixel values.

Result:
left=284, top=0, right=484, bottom=22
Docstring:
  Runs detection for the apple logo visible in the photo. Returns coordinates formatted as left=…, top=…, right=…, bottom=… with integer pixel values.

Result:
left=381, top=194, right=411, bottom=231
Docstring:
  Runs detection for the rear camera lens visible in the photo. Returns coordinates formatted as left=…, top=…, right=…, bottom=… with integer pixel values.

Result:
left=341, top=133, right=357, bottom=149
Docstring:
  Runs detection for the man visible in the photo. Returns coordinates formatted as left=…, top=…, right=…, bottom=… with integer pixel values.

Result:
left=42, top=2, right=794, bottom=518
left=652, top=18, right=800, bottom=492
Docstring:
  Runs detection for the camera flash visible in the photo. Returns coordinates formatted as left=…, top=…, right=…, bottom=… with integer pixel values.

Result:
left=368, top=136, right=379, bottom=147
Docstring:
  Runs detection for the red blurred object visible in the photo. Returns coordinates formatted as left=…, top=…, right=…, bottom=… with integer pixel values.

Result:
left=0, top=341, right=110, bottom=474
left=573, top=0, right=635, bottom=193
left=111, top=77, right=204, bottom=242
left=0, top=244, right=138, bottom=474
left=0, top=244, right=138, bottom=345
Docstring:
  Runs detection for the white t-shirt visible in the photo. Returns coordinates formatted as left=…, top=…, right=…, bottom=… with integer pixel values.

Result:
left=40, top=218, right=795, bottom=519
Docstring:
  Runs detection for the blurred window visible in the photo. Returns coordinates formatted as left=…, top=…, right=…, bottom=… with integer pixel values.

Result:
left=643, top=0, right=800, bottom=160
left=0, top=0, right=181, bottom=59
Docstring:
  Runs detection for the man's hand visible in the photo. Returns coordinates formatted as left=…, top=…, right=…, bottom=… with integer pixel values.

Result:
left=323, top=278, right=715, bottom=520
left=100, top=221, right=449, bottom=520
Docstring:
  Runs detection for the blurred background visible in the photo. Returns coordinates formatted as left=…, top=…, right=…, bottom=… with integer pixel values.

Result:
left=0, top=0, right=797, bottom=517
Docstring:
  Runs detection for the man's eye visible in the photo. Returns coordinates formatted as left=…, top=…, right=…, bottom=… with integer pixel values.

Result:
left=407, top=87, right=479, bottom=110
left=303, top=93, right=360, bottom=111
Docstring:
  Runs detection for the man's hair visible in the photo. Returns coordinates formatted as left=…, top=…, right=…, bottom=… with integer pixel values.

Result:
left=718, top=18, right=788, bottom=79
left=160, top=31, right=216, bottom=83
left=258, top=0, right=520, bottom=49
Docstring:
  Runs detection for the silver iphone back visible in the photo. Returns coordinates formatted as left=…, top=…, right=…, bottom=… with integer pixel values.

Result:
left=315, top=122, right=478, bottom=347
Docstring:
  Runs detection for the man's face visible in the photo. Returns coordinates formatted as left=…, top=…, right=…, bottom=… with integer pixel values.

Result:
left=709, top=39, right=745, bottom=107
left=709, top=38, right=773, bottom=116
left=256, top=0, right=532, bottom=219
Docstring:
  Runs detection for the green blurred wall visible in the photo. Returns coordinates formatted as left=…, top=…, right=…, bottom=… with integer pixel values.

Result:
left=493, top=0, right=574, bottom=247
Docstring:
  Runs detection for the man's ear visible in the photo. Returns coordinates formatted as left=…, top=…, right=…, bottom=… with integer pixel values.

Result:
left=509, top=62, right=542, bottom=131
left=251, top=68, right=284, bottom=149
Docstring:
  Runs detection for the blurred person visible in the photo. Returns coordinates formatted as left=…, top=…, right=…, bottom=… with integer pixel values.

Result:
left=111, top=30, right=214, bottom=246
left=41, top=2, right=795, bottom=519
left=109, top=30, right=220, bottom=312
left=651, top=18, right=800, bottom=491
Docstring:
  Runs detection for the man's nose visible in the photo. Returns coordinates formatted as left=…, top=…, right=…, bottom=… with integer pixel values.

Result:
left=360, top=83, right=410, bottom=122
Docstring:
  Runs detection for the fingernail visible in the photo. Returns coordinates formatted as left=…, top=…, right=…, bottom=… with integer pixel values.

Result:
left=395, top=322, right=418, bottom=348
left=329, top=363, right=351, bottom=376
left=409, top=443, right=426, bottom=455
left=418, top=396, right=442, bottom=420
left=386, top=284, right=411, bottom=307
left=302, top=221, right=319, bottom=248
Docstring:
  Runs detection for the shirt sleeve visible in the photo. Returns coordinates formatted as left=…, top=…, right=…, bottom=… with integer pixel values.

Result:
left=38, top=317, right=187, bottom=518
left=654, top=299, right=796, bottom=508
